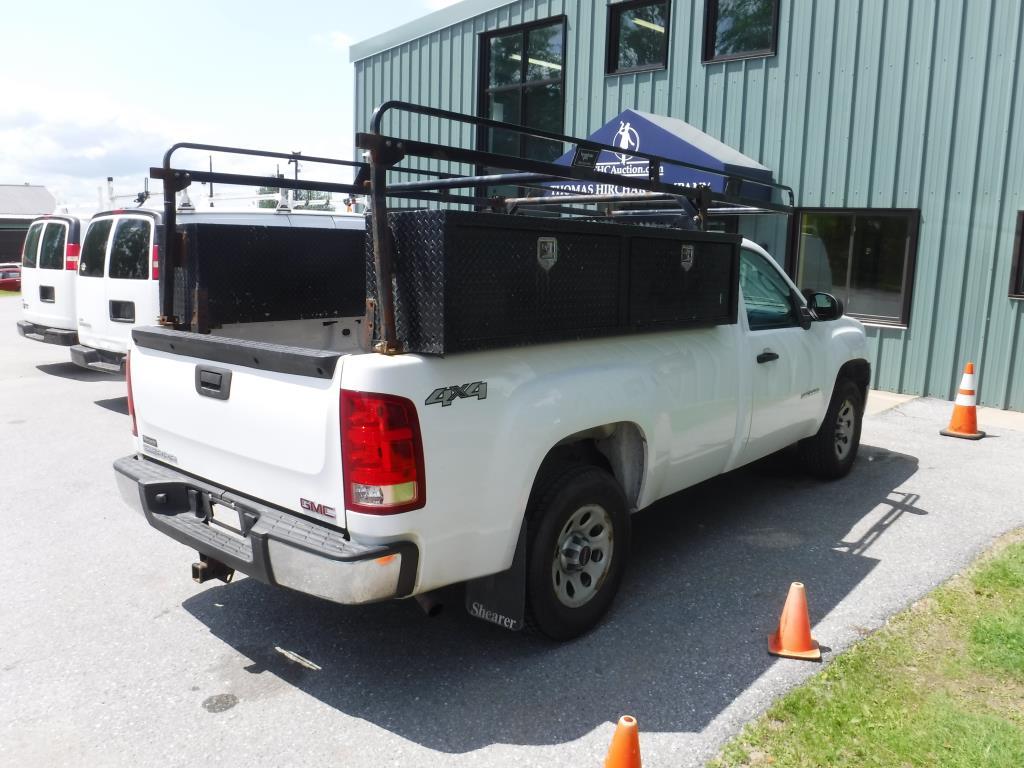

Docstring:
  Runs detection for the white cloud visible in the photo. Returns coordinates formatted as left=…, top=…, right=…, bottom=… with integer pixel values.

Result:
left=329, top=31, right=353, bottom=50
left=0, top=79, right=213, bottom=209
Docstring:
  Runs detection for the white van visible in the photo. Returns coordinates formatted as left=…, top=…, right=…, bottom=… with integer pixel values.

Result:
left=72, top=207, right=361, bottom=372
left=16, top=215, right=85, bottom=346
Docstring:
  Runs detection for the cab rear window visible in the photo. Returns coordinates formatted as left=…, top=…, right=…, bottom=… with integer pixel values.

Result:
left=79, top=219, right=112, bottom=277
left=108, top=219, right=152, bottom=280
left=39, top=223, right=67, bottom=270
left=22, top=223, right=42, bottom=268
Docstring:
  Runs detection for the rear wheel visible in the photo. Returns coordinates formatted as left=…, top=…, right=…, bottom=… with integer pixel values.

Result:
left=798, top=378, right=863, bottom=479
left=524, top=465, right=630, bottom=641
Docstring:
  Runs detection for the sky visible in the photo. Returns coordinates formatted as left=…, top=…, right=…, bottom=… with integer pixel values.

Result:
left=0, top=0, right=460, bottom=212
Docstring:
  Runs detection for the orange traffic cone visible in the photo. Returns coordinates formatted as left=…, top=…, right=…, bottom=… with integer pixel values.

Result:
left=604, top=715, right=641, bottom=768
left=940, top=362, right=985, bottom=440
left=768, top=582, right=821, bottom=661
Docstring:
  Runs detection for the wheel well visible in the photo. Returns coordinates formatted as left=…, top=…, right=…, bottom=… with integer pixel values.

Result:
left=530, top=423, right=646, bottom=510
left=838, top=359, right=871, bottom=408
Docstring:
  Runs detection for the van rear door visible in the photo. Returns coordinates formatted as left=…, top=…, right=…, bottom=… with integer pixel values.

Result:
left=77, top=213, right=159, bottom=355
left=21, top=217, right=80, bottom=331
left=17, top=222, right=44, bottom=309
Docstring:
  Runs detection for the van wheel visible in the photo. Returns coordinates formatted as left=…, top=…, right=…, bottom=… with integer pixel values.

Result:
left=798, top=378, right=863, bottom=479
left=524, top=465, right=630, bottom=641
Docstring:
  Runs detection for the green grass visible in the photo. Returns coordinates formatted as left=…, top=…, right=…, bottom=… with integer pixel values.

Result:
left=711, top=533, right=1024, bottom=767
left=0, top=290, right=19, bottom=297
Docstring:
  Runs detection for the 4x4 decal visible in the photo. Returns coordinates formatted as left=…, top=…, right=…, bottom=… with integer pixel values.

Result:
left=425, top=381, right=488, bottom=407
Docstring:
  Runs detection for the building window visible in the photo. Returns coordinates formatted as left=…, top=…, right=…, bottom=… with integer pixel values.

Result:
left=607, top=1, right=670, bottom=74
left=703, top=0, right=779, bottom=63
left=1011, top=212, right=1024, bottom=298
left=796, top=209, right=919, bottom=326
left=480, top=18, right=566, bottom=163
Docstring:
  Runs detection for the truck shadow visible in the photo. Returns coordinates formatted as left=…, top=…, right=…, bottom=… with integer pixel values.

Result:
left=36, top=362, right=120, bottom=382
left=181, top=443, right=922, bottom=752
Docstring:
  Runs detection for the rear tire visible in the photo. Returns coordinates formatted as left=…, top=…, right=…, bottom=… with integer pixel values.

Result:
left=524, top=465, right=630, bottom=641
left=798, top=378, right=863, bottom=479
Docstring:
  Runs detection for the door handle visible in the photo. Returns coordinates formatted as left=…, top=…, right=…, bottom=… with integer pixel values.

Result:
left=195, top=365, right=232, bottom=400
left=757, top=350, right=780, bottom=364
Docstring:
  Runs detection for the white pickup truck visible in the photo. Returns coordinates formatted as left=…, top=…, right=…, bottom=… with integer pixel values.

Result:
left=114, top=121, right=869, bottom=640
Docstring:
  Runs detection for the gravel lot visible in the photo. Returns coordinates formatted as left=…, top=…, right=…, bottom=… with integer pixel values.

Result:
left=2, top=293, right=1022, bottom=768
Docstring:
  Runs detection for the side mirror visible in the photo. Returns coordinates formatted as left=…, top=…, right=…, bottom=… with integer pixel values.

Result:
left=804, top=291, right=844, bottom=321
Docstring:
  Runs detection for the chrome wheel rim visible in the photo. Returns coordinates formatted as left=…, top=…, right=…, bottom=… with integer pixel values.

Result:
left=551, top=504, right=614, bottom=608
left=834, top=400, right=856, bottom=460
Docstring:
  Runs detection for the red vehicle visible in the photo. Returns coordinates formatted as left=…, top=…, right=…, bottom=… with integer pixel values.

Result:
left=0, top=263, right=21, bottom=292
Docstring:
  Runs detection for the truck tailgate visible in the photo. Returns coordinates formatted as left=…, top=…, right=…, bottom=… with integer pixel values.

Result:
left=129, top=327, right=347, bottom=529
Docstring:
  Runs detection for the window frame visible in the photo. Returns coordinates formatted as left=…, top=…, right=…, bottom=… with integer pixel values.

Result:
left=606, top=0, right=671, bottom=76
left=78, top=218, right=113, bottom=278
left=1010, top=211, right=1024, bottom=299
left=107, top=216, right=155, bottom=281
left=476, top=15, right=568, bottom=163
left=21, top=222, right=43, bottom=269
left=739, top=246, right=801, bottom=331
left=702, top=0, right=780, bottom=64
left=791, top=207, right=920, bottom=328
left=38, top=221, right=69, bottom=271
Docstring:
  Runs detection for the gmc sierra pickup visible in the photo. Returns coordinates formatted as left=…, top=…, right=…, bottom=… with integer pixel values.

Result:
left=113, top=109, right=869, bottom=640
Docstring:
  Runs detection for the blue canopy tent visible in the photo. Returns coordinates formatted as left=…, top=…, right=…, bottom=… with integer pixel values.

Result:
left=550, top=108, right=774, bottom=203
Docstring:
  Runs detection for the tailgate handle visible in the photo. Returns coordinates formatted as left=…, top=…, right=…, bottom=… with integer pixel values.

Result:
left=195, top=366, right=232, bottom=400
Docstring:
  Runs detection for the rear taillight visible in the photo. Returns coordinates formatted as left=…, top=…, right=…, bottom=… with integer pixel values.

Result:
left=341, top=390, right=425, bottom=514
left=151, top=244, right=159, bottom=280
left=65, top=242, right=80, bottom=271
left=126, top=352, right=137, bottom=437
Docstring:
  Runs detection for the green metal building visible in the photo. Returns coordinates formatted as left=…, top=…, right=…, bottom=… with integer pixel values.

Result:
left=352, top=0, right=1024, bottom=410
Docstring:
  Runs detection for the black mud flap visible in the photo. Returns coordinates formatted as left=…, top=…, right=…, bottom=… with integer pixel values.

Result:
left=464, top=523, right=526, bottom=631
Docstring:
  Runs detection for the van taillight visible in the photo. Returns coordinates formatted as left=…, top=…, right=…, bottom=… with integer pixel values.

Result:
left=341, top=390, right=425, bottom=514
left=151, top=244, right=159, bottom=280
left=126, top=352, right=137, bottom=437
left=65, top=243, right=80, bottom=271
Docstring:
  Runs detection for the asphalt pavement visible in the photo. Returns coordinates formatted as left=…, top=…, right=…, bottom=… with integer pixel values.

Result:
left=2, top=293, right=1022, bottom=768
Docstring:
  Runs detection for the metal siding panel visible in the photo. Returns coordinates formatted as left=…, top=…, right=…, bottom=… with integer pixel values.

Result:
left=704, top=62, right=725, bottom=136
left=901, top=0, right=953, bottom=396
left=924, top=0, right=979, bottom=400
left=722, top=61, right=746, bottom=150
left=871, top=0, right=910, bottom=209
left=847, top=2, right=883, bottom=207
left=876, top=327, right=908, bottom=391
left=801, top=0, right=838, bottom=207
left=823, top=0, right=858, bottom=206
left=742, top=59, right=767, bottom=160
left=979, top=0, right=1024, bottom=409
left=952, top=0, right=1000, bottom=402
left=566, top=0, right=586, bottom=138
left=686, top=0, right=707, bottom=128
left=777, top=0, right=812, bottom=191
left=637, top=72, right=654, bottom=114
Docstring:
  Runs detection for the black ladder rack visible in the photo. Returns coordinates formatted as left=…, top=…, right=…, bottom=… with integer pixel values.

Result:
left=151, top=103, right=794, bottom=347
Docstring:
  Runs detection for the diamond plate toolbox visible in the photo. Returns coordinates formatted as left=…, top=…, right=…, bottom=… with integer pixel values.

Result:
left=367, top=210, right=740, bottom=355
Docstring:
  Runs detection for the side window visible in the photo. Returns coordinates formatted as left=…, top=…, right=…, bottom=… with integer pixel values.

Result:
left=22, top=223, right=43, bottom=268
left=38, top=223, right=67, bottom=270
left=107, top=218, right=152, bottom=280
left=79, top=219, right=113, bottom=278
left=739, top=248, right=797, bottom=330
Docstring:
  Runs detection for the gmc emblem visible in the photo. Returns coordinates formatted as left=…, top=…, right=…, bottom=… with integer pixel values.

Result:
left=300, top=498, right=336, bottom=519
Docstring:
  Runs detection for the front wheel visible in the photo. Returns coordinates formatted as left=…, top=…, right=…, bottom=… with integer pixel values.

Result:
left=798, top=378, right=863, bottom=479
left=524, top=465, right=630, bottom=641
